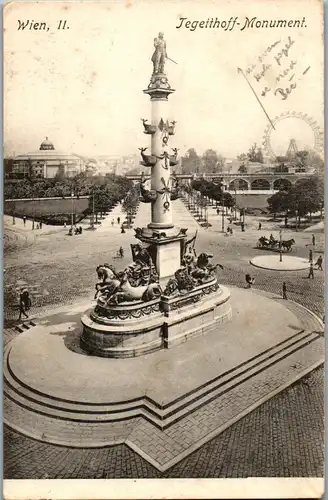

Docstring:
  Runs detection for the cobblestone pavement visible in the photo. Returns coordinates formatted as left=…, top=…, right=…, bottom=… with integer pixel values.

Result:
left=4, top=201, right=324, bottom=323
left=4, top=366, right=324, bottom=478
left=3, top=199, right=325, bottom=478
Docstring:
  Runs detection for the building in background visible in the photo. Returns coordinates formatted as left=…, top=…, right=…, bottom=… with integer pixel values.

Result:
left=84, top=154, right=140, bottom=176
left=11, top=138, right=84, bottom=179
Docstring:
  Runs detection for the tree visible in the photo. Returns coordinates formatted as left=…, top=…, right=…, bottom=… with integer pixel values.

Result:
left=256, top=148, right=264, bottom=163
left=223, top=191, right=235, bottom=208
left=267, top=176, right=324, bottom=226
left=247, top=143, right=257, bottom=162
left=181, top=148, right=201, bottom=174
left=295, top=149, right=324, bottom=175
left=238, top=164, right=247, bottom=174
left=237, top=153, right=248, bottom=162
left=216, top=154, right=226, bottom=173
left=247, top=143, right=264, bottom=163
left=202, top=149, right=221, bottom=173
left=291, top=177, right=324, bottom=223
left=267, top=189, right=292, bottom=221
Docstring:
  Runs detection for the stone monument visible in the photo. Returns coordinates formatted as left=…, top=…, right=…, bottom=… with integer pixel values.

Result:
left=137, top=32, right=184, bottom=279
left=80, top=33, right=232, bottom=358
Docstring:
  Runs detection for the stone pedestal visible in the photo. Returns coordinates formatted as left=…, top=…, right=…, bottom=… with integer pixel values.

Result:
left=135, top=226, right=186, bottom=279
left=80, top=281, right=231, bottom=358
left=155, top=239, right=181, bottom=278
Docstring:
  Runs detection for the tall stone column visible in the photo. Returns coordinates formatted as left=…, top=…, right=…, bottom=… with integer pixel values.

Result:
left=146, top=84, right=174, bottom=230
left=136, top=33, right=185, bottom=279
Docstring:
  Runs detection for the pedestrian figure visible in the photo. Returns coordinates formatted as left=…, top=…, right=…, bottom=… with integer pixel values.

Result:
left=315, top=255, right=323, bottom=271
left=39, top=221, right=42, bottom=229
left=307, top=261, right=314, bottom=279
left=64, top=222, right=67, bottom=229
left=23, top=215, right=27, bottom=226
left=121, top=225, right=125, bottom=234
left=258, top=222, right=262, bottom=230
left=119, top=246, right=124, bottom=258
left=282, top=281, right=287, bottom=299
left=79, top=226, right=83, bottom=234
left=117, top=216, right=121, bottom=225
left=245, top=274, right=255, bottom=288
left=230, top=227, right=233, bottom=235
left=241, top=222, right=245, bottom=232
left=36, top=223, right=40, bottom=230
left=309, top=249, right=313, bottom=262
left=111, top=219, right=115, bottom=227
left=19, top=288, right=31, bottom=320
left=312, top=234, right=316, bottom=246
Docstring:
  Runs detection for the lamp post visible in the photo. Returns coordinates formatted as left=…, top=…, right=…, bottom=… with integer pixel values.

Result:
left=220, top=180, right=225, bottom=233
left=234, top=186, right=237, bottom=220
left=30, top=198, right=35, bottom=230
left=279, top=229, right=283, bottom=262
left=295, top=208, right=298, bottom=232
left=71, top=191, right=74, bottom=230
left=90, top=190, right=95, bottom=229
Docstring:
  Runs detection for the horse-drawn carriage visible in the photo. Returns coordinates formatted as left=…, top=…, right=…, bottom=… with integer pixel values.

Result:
left=256, top=236, right=295, bottom=252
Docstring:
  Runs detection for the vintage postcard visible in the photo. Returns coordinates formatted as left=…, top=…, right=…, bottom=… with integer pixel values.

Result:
left=3, top=0, right=325, bottom=498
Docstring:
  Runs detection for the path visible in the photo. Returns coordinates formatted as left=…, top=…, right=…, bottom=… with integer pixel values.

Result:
left=96, top=203, right=126, bottom=233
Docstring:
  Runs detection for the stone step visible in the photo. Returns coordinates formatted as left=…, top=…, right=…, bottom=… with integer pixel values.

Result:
left=3, top=336, right=324, bottom=456
left=3, top=328, right=18, bottom=345
left=3, top=394, right=137, bottom=447
left=159, top=331, right=322, bottom=429
left=3, top=328, right=322, bottom=429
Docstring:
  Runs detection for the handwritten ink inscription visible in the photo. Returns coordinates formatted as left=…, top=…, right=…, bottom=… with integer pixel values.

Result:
left=244, top=36, right=310, bottom=101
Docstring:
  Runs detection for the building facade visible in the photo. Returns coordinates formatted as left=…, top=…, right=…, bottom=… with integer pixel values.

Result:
left=11, top=138, right=84, bottom=179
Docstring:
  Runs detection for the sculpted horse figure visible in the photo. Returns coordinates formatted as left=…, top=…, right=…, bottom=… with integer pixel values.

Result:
left=95, top=265, right=120, bottom=300
left=109, top=270, right=162, bottom=304
left=191, top=253, right=223, bottom=282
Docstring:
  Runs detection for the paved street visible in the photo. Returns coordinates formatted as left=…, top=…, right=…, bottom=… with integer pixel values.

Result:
left=4, top=198, right=325, bottom=478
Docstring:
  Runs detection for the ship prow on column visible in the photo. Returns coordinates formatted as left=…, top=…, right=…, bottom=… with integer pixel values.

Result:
left=80, top=32, right=232, bottom=358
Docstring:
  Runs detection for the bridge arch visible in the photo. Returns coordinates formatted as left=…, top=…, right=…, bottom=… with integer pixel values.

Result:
left=251, top=178, right=271, bottom=191
left=273, top=178, right=293, bottom=191
left=229, top=179, right=249, bottom=191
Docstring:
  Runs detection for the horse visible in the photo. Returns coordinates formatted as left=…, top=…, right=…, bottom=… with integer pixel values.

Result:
left=196, top=253, right=223, bottom=271
left=281, top=238, right=295, bottom=252
left=109, top=271, right=162, bottom=304
left=95, top=265, right=119, bottom=299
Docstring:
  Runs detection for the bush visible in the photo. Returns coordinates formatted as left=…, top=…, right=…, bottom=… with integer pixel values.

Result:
left=34, top=212, right=87, bottom=226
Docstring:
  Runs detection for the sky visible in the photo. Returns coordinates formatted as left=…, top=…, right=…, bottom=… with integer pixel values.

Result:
left=4, top=0, right=324, bottom=159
